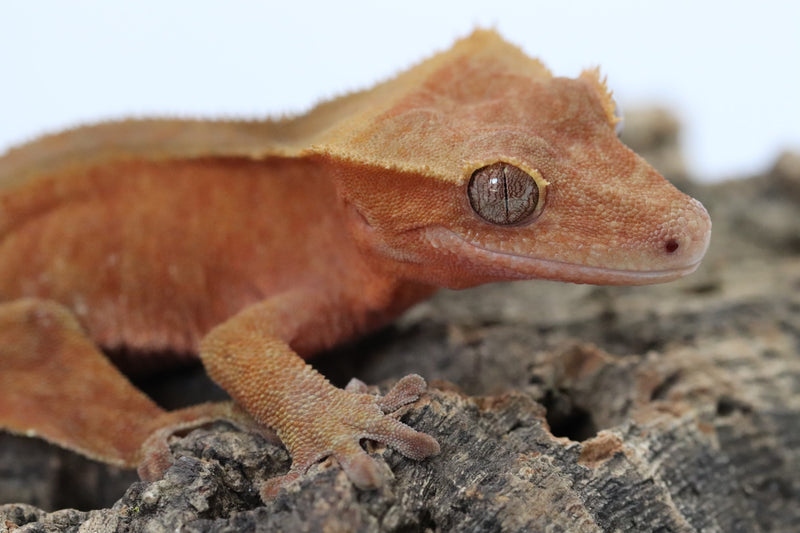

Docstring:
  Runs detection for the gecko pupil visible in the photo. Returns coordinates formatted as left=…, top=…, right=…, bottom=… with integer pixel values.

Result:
left=468, top=162, right=540, bottom=225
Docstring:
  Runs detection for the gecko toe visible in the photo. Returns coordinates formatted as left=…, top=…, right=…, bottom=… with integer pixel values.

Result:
left=335, top=442, right=387, bottom=489
left=260, top=469, right=303, bottom=500
left=377, top=373, right=428, bottom=413
left=344, top=377, right=369, bottom=393
left=364, top=416, right=440, bottom=460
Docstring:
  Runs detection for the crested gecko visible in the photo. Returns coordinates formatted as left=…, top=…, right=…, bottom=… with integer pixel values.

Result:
left=0, top=30, right=711, bottom=500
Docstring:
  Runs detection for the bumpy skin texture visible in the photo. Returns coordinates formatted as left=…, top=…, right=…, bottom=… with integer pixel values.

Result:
left=0, top=30, right=710, bottom=500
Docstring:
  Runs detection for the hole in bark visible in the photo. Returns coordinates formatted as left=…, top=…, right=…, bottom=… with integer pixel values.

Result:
left=716, top=395, right=752, bottom=416
left=650, top=371, right=682, bottom=401
left=394, top=509, right=437, bottom=533
left=542, top=390, right=598, bottom=441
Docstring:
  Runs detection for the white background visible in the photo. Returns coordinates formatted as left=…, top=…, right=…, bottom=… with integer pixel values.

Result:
left=1, top=1, right=798, bottom=181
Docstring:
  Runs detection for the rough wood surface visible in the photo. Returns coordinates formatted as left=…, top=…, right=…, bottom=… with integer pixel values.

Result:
left=1, top=111, right=799, bottom=532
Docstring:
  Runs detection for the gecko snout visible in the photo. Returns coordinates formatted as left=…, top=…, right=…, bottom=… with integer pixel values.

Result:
left=659, top=197, right=712, bottom=271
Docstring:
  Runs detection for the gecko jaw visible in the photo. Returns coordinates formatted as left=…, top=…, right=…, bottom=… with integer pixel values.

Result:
left=425, top=227, right=706, bottom=286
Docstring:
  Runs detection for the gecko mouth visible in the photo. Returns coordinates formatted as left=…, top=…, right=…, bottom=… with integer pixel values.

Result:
left=425, top=227, right=705, bottom=286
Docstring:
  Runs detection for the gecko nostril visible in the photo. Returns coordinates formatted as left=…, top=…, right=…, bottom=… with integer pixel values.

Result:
left=665, top=239, right=679, bottom=254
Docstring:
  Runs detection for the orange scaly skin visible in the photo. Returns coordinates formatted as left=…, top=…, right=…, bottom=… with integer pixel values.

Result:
left=0, top=31, right=711, bottom=500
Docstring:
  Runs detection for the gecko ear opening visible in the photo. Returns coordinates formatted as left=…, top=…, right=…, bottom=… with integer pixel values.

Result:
left=467, top=162, right=546, bottom=226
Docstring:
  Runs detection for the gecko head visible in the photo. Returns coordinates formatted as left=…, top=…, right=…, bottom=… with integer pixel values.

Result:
left=326, top=30, right=711, bottom=288
left=335, top=144, right=711, bottom=289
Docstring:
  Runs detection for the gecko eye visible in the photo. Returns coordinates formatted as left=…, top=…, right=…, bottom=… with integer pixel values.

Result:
left=468, top=162, right=542, bottom=225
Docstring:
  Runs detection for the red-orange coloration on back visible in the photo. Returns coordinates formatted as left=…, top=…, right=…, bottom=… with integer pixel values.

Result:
left=0, top=30, right=710, bottom=500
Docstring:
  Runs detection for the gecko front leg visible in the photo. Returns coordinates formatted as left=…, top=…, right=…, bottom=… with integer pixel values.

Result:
left=197, top=289, right=440, bottom=500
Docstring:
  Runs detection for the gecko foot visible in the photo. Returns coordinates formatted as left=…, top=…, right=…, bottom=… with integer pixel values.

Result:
left=260, top=374, right=439, bottom=500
